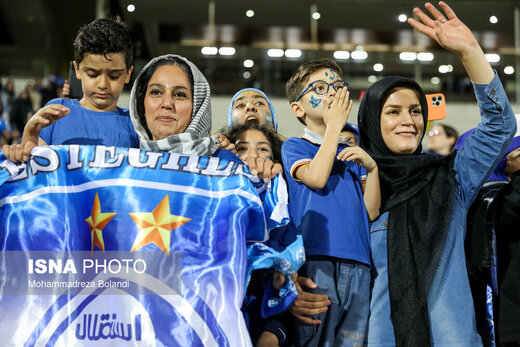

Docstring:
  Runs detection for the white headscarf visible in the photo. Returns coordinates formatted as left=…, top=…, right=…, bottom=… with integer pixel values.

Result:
left=129, top=54, right=219, bottom=156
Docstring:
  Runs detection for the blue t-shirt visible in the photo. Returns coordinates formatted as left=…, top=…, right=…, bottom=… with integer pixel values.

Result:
left=281, top=130, right=370, bottom=265
left=39, top=98, right=139, bottom=148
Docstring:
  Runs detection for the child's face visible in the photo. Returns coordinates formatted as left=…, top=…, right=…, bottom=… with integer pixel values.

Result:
left=340, top=130, right=358, bottom=146
left=231, top=91, right=272, bottom=127
left=234, top=129, right=273, bottom=161
left=144, top=65, right=193, bottom=140
left=74, top=52, right=132, bottom=112
left=296, top=68, right=344, bottom=126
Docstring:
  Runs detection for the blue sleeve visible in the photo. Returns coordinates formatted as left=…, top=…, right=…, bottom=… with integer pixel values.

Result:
left=39, top=98, right=66, bottom=145
left=454, top=72, right=517, bottom=206
left=281, top=138, right=313, bottom=181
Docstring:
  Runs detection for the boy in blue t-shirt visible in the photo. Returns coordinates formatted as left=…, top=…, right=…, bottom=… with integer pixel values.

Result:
left=3, top=18, right=139, bottom=161
left=282, top=58, right=380, bottom=346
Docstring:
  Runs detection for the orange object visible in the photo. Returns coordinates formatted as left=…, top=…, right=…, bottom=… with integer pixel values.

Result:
left=426, top=93, right=447, bottom=120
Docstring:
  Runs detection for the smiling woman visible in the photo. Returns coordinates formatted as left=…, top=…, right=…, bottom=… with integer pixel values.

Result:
left=356, top=2, right=517, bottom=346
left=129, top=54, right=226, bottom=157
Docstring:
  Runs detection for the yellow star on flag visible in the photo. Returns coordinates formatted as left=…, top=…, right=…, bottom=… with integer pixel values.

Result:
left=129, top=195, right=190, bottom=255
left=85, top=192, right=116, bottom=252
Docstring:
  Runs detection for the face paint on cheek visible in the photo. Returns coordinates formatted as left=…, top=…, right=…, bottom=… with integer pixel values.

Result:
left=265, top=112, right=273, bottom=124
left=231, top=114, right=242, bottom=125
left=310, top=95, right=322, bottom=108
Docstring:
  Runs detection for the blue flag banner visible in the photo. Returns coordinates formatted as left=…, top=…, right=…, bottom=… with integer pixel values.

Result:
left=0, top=145, right=277, bottom=346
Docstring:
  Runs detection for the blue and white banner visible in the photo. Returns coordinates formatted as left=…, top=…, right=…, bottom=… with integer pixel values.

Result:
left=0, top=145, right=277, bottom=347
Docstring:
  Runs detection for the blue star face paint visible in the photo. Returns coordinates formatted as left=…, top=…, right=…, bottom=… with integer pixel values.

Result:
left=310, top=95, right=322, bottom=108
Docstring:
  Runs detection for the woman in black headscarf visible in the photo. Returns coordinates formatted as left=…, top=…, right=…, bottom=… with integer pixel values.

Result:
left=358, top=2, right=516, bottom=346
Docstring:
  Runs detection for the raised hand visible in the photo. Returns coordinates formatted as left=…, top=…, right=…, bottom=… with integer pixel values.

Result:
left=3, top=104, right=69, bottom=162
left=408, top=1, right=493, bottom=84
left=23, top=105, right=70, bottom=143
left=323, top=86, right=352, bottom=131
left=408, top=2, right=477, bottom=58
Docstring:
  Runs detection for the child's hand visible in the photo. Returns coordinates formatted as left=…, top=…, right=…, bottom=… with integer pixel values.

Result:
left=337, top=146, right=377, bottom=172
left=212, top=133, right=235, bottom=152
left=323, top=86, right=352, bottom=131
left=407, top=2, right=478, bottom=58
left=245, top=157, right=282, bottom=182
left=24, top=105, right=70, bottom=141
left=2, top=142, right=37, bottom=162
left=272, top=269, right=285, bottom=291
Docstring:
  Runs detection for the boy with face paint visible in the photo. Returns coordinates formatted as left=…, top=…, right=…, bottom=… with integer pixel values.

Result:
left=282, top=58, right=380, bottom=346
left=227, top=88, right=278, bottom=131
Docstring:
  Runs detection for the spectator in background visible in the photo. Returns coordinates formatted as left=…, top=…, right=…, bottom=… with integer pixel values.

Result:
left=340, top=123, right=359, bottom=146
left=494, top=136, right=520, bottom=346
left=9, top=90, right=33, bottom=135
left=0, top=80, right=16, bottom=115
left=26, top=82, right=42, bottom=112
left=426, top=123, right=459, bottom=157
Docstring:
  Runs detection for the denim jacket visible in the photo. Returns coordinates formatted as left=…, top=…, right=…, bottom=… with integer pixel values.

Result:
left=367, top=73, right=517, bottom=347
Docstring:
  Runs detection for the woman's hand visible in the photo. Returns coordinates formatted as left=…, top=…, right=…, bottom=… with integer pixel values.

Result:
left=245, top=157, right=282, bottom=182
left=408, top=2, right=477, bottom=58
left=337, top=146, right=377, bottom=173
left=408, top=1, right=493, bottom=84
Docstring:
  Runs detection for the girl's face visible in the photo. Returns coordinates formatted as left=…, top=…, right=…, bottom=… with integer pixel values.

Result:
left=380, top=88, right=424, bottom=154
left=231, top=91, right=272, bottom=126
left=234, top=129, right=273, bottom=161
left=144, top=65, right=193, bottom=140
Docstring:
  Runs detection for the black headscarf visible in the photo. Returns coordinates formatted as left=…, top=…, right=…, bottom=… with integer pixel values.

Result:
left=358, top=76, right=457, bottom=347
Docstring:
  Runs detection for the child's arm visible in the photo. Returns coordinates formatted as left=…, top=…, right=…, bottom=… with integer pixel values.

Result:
left=408, top=1, right=493, bottom=84
left=337, top=146, right=381, bottom=220
left=2, top=104, right=69, bottom=161
left=294, top=87, right=352, bottom=190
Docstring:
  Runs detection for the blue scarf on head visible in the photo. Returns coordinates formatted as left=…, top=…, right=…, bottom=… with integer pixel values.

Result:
left=227, top=88, right=278, bottom=131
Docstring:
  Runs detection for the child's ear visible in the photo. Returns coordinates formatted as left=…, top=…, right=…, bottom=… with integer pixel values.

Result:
left=125, top=66, right=134, bottom=84
left=290, top=101, right=306, bottom=123
left=73, top=61, right=81, bottom=80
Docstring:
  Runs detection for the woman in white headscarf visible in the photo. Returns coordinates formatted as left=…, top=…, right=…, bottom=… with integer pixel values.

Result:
left=129, top=54, right=239, bottom=159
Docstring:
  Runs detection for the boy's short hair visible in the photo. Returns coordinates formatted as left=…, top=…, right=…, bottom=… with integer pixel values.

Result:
left=74, top=18, right=134, bottom=69
left=286, top=58, right=342, bottom=125
left=286, top=58, right=343, bottom=104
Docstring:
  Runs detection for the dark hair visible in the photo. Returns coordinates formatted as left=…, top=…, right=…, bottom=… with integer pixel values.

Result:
left=438, top=123, right=459, bottom=151
left=225, top=123, right=284, bottom=164
left=74, top=18, right=134, bottom=69
left=135, top=56, right=194, bottom=138
left=286, top=58, right=342, bottom=125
